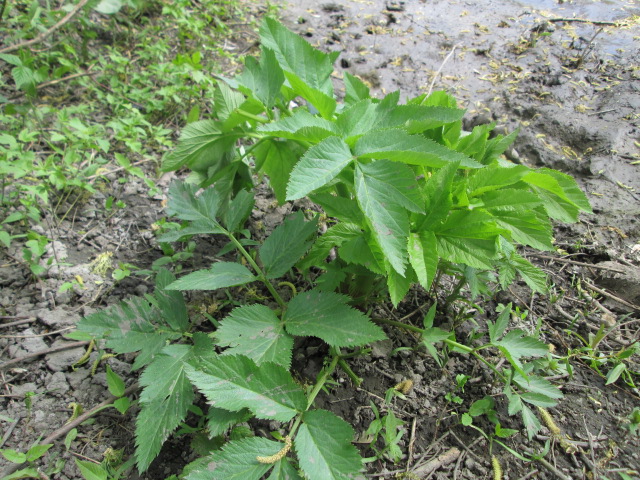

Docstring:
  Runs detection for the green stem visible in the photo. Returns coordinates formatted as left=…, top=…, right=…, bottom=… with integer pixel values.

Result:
left=236, top=109, right=269, bottom=124
left=289, top=353, right=341, bottom=436
left=226, top=231, right=287, bottom=309
left=372, top=316, right=507, bottom=381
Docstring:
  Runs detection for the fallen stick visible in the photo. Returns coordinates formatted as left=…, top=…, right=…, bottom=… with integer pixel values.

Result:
left=0, top=341, right=89, bottom=370
left=528, top=254, right=627, bottom=274
left=411, top=447, right=460, bottom=476
left=547, top=18, right=617, bottom=26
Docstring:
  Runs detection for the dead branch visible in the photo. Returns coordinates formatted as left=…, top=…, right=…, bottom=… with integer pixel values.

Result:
left=548, top=18, right=617, bottom=27
left=0, top=341, right=89, bottom=370
left=412, top=447, right=461, bottom=476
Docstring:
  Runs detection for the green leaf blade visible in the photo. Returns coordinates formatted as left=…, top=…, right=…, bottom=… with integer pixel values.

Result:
left=286, top=137, right=353, bottom=201
left=295, top=410, right=362, bottom=480
left=284, top=290, right=386, bottom=347
left=259, top=212, right=318, bottom=279
left=166, top=262, right=256, bottom=291
left=216, top=305, right=293, bottom=368
left=187, top=355, right=306, bottom=421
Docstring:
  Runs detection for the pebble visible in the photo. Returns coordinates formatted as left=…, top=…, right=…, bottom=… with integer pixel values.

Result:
left=45, top=371, right=70, bottom=396
left=45, top=340, right=87, bottom=372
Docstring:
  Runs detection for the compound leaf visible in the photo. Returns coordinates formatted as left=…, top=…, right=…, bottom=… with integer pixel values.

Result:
left=343, top=72, right=370, bottom=105
left=77, top=297, right=182, bottom=370
left=494, top=330, right=549, bottom=375
left=355, top=160, right=423, bottom=274
left=435, top=210, right=501, bottom=269
left=162, top=120, right=240, bottom=172
left=260, top=212, right=318, bottom=279
left=355, top=129, right=481, bottom=168
left=286, top=136, right=353, bottom=200
left=295, top=410, right=362, bottom=480
left=417, top=161, right=458, bottom=230
left=257, top=109, right=338, bottom=143
left=187, top=355, right=306, bottom=421
left=491, top=209, right=554, bottom=251
left=267, top=458, right=303, bottom=480
left=408, top=231, right=438, bottom=291
left=185, top=436, right=282, bottom=480
left=207, top=407, right=253, bottom=438
left=165, top=181, right=224, bottom=231
left=216, top=305, right=293, bottom=368
left=238, top=47, right=284, bottom=108
left=284, top=290, right=385, bottom=347
left=136, top=344, right=195, bottom=472
left=166, top=262, right=256, bottom=291
left=253, top=139, right=304, bottom=204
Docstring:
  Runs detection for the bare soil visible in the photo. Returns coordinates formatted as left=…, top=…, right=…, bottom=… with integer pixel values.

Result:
left=1, top=1, right=640, bottom=479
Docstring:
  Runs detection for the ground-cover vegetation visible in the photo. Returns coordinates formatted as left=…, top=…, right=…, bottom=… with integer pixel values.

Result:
left=68, top=17, right=598, bottom=479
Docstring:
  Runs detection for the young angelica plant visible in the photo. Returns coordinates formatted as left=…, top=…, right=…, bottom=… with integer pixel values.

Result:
left=73, top=17, right=592, bottom=478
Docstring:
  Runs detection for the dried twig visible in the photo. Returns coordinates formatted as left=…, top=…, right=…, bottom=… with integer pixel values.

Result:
left=582, top=279, right=640, bottom=312
left=0, top=341, right=89, bottom=370
left=412, top=447, right=461, bottom=477
left=548, top=17, right=618, bottom=26
left=528, top=254, right=626, bottom=274
left=0, top=318, right=36, bottom=329
left=0, top=0, right=92, bottom=54
left=426, top=43, right=461, bottom=97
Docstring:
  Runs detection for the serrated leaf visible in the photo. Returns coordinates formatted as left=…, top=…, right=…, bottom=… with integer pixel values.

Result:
left=520, top=404, right=542, bottom=439
left=216, top=305, right=293, bottom=368
left=167, top=262, right=256, bottom=291
left=310, top=193, right=364, bottom=224
left=286, top=137, right=353, bottom=200
left=187, top=355, right=306, bottom=421
left=494, top=330, right=549, bottom=375
left=207, top=407, right=252, bottom=438
left=435, top=210, right=500, bottom=269
left=285, top=71, right=337, bottom=119
left=157, top=221, right=224, bottom=242
left=135, top=344, right=195, bottom=472
left=491, top=209, right=553, bottom=251
left=299, top=223, right=362, bottom=270
left=295, top=410, right=362, bottom=480
left=343, top=72, right=370, bottom=105
left=513, top=374, right=563, bottom=402
left=417, top=161, right=458, bottom=230
left=259, top=212, right=317, bottom=279
left=93, top=0, right=122, bottom=14
left=355, top=129, right=481, bottom=168
left=267, top=457, right=304, bottom=480
left=408, top=231, right=438, bottom=291
left=214, top=82, right=245, bottom=122
left=224, top=190, right=255, bottom=232
left=467, top=164, right=530, bottom=196
left=166, top=181, right=224, bottom=230
left=387, top=265, right=413, bottom=307
left=523, top=169, right=591, bottom=222
left=162, top=120, right=240, bottom=172
left=480, top=188, right=542, bottom=211
left=185, top=437, right=282, bottom=480
left=488, top=304, right=511, bottom=343
left=260, top=18, right=338, bottom=97
left=238, top=47, right=284, bottom=108
left=253, top=139, right=303, bottom=204
left=339, top=235, right=386, bottom=274
left=154, top=269, right=189, bottom=332
left=284, top=290, right=386, bottom=347
left=77, top=297, right=182, bottom=370
left=355, top=160, right=422, bottom=274
left=257, top=109, right=338, bottom=143
left=75, top=459, right=108, bottom=480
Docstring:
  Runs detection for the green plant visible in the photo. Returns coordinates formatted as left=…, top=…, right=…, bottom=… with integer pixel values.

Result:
left=0, top=442, right=57, bottom=480
left=625, top=407, right=640, bottom=436
left=162, top=17, right=590, bottom=307
left=365, top=399, right=406, bottom=463
left=71, top=17, right=592, bottom=478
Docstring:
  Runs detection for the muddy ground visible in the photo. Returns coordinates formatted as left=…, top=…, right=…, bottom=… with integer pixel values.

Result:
left=1, top=0, right=640, bottom=479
